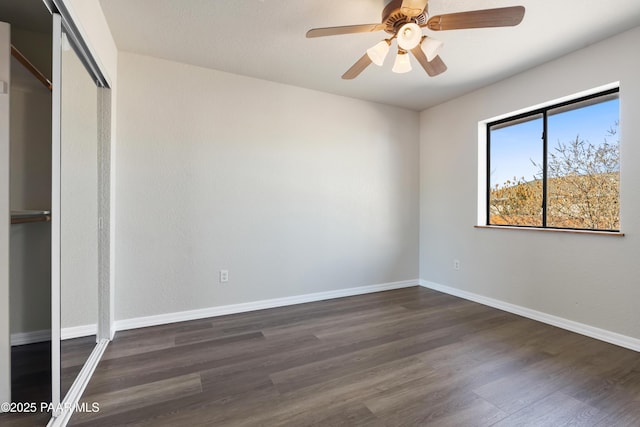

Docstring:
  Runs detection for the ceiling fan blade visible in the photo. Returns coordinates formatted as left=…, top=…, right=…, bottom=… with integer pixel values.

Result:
left=342, top=54, right=373, bottom=80
left=410, top=47, right=447, bottom=77
left=401, top=0, right=428, bottom=17
left=306, top=23, right=384, bottom=38
left=427, top=6, right=525, bottom=31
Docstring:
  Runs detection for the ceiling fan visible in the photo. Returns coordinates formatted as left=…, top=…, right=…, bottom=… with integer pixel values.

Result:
left=306, top=0, right=525, bottom=79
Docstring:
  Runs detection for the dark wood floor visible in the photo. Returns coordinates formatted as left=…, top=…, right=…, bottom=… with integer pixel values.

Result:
left=5, top=287, right=638, bottom=426
left=0, top=336, right=96, bottom=426
left=58, top=286, right=640, bottom=426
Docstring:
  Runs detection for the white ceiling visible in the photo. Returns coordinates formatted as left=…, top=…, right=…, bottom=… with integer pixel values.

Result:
left=98, top=0, right=640, bottom=111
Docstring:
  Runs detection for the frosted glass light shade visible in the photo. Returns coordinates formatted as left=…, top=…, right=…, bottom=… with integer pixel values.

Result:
left=397, top=23, right=422, bottom=50
left=421, top=37, right=444, bottom=62
left=366, top=40, right=390, bottom=66
left=392, top=51, right=412, bottom=74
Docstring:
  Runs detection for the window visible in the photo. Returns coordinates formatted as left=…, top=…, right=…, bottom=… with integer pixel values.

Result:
left=487, top=88, right=620, bottom=231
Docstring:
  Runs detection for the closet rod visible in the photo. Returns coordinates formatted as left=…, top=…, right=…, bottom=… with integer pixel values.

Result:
left=10, top=210, right=52, bottom=225
left=10, top=45, right=53, bottom=92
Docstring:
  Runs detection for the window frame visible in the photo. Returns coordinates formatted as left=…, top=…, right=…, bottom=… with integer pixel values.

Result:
left=485, top=87, right=620, bottom=232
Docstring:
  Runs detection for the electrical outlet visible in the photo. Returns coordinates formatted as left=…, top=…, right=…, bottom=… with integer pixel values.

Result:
left=219, top=269, right=229, bottom=283
left=453, top=260, right=460, bottom=271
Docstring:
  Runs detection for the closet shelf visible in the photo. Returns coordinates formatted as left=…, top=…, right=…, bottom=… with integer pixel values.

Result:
left=11, top=45, right=52, bottom=92
left=11, top=210, right=51, bottom=225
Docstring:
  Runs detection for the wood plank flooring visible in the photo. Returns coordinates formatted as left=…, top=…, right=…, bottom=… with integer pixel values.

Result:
left=6, top=286, right=640, bottom=425
left=67, top=287, right=640, bottom=426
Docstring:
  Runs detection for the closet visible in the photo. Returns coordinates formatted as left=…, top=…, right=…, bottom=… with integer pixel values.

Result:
left=10, top=48, right=53, bottom=403
left=1, top=1, right=112, bottom=423
left=1, top=8, right=53, bottom=409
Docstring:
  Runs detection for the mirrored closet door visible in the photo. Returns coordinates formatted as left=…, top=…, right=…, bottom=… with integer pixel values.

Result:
left=51, top=10, right=111, bottom=412
left=1, top=5, right=110, bottom=421
left=58, top=26, right=99, bottom=400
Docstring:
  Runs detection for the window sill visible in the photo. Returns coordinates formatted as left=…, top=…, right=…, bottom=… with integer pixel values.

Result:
left=474, top=225, right=624, bottom=237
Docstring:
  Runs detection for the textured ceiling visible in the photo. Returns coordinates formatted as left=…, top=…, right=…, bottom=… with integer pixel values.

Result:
left=98, top=0, right=640, bottom=111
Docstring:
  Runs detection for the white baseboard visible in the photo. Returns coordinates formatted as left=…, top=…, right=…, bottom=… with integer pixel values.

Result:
left=419, top=279, right=640, bottom=352
left=11, top=329, right=51, bottom=346
left=115, top=279, right=419, bottom=332
left=11, top=325, right=97, bottom=346
left=61, top=324, right=97, bottom=340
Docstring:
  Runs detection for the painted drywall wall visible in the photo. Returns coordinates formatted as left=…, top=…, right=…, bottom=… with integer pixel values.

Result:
left=115, top=52, right=420, bottom=321
left=9, top=52, right=52, bottom=337
left=0, top=20, right=11, bottom=410
left=66, top=0, right=117, bottom=84
left=419, top=26, right=640, bottom=340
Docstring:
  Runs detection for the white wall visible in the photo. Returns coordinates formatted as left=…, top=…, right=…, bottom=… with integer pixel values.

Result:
left=115, top=52, right=420, bottom=321
left=66, top=0, right=117, bottom=83
left=420, top=26, right=640, bottom=341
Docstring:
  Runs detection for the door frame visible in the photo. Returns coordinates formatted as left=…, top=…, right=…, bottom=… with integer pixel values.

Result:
left=0, top=20, right=12, bottom=410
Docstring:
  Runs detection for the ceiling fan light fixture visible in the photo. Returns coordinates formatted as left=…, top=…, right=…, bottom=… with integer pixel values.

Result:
left=392, top=50, right=412, bottom=74
left=307, top=2, right=525, bottom=80
left=397, top=23, right=422, bottom=50
left=366, top=39, right=391, bottom=66
left=421, top=36, right=444, bottom=62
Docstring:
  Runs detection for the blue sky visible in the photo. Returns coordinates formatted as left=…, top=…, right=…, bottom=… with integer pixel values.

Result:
left=490, top=97, right=619, bottom=188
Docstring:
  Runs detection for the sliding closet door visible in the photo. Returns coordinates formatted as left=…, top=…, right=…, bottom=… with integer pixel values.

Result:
left=59, top=25, right=99, bottom=399
left=51, top=13, right=62, bottom=411
left=52, top=11, right=103, bottom=409
left=0, top=20, right=11, bottom=409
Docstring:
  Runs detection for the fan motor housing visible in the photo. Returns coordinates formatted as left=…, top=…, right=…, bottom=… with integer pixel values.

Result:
left=382, top=0, right=428, bottom=34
